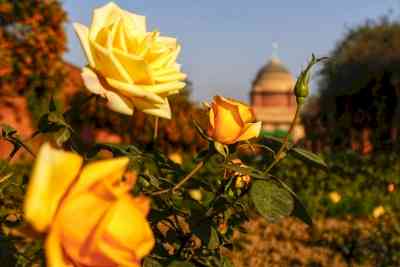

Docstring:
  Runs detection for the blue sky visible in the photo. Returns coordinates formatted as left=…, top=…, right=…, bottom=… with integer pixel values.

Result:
left=63, top=0, right=398, bottom=103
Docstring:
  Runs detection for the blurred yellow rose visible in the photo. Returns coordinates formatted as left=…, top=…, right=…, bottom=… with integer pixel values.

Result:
left=372, top=206, right=385, bottom=218
left=24, top=143, right=154, bottom=267
left=73, top=2, right=186, bottom=119
left=168, top=151, right=183, bottom=165
left=328, top=191, right=341, bottom=204
left=208, top=96, right=262, bottom=144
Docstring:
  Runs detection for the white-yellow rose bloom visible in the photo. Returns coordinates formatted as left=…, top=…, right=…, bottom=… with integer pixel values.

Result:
left=73, top=2, right=186, bottom=119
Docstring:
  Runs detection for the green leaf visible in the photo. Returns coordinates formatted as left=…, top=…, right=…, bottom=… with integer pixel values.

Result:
left=250, top=179, right=294, bottom=223
left=290, top=148, right=328, bottom=170
left=272, top=177, right=313, bottom=226
left=48, top=112, right=73, bottom=130
left=208, top=226, right=220, bottom=250
left=221, top=256, right=234, bottom=267
left=214, top=142, right=229, bottom=158
left=143, top=258, right=163, bottom=267
left=54, top=127, right=71, bottom=146
left=0, top=124, right=17, bottom=137
left=192, top=120, right=213, bottom=142
left=49, top=95, right=57, bottom=112
left=259, top=136, right=288, bottom=152
left=168, top=261, right=196, bottom=267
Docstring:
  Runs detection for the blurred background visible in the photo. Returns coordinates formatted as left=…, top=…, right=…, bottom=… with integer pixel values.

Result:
left=1, top=0, right=400, bottom=266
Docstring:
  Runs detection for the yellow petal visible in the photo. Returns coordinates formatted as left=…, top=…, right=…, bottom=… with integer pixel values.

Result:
left=121, top=7, right=146, bottom=34
left=81, top=67, right=108, bottom=96
left=73, top=23, right=95, bottom=67
left=113, top=18, right=128, bottom=51
left=104, top=88, right=135, bottom=115
left=209, top=105, right=215, bottom=129
left=90, top=40, right=132, bottom=83
left=100, top=195, right=155, bottom=261
left=106, top=77, right=163, bottom=104
left=89, top=2, right=122, bottom=40
left=24, top=143, right=83, bottom=232
left=139, top=80, right=186, bottom=95
left=219, top=96, right=254, bottom=123
left=153, top=72, right=187, bottom=83
left=69, top=157, right=130, bottom=198
left=111, top=48, right=153, bottom=84
left=81, top=67, right=135, bottom=115
left=131, top=96, right=172, bottom=119
left=237, top=121, right=262, bottom=142
left=152, top=64, right=181, bottom=77
left=149, top=45, right=180, bottom=69
left=45, top=225, right=76, bottom=267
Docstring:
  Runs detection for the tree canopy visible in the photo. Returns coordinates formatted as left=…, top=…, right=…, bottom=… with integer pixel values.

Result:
left=317, top=17, right=400, bottom=148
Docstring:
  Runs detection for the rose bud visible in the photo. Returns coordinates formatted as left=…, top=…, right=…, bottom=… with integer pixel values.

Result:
left=208, top=96, right=262, bottom=144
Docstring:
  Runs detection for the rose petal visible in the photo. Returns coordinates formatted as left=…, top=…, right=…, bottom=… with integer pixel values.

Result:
left=73, top=23, right=95, bottom=67
left=131, top=96, right=172, bottom=119
left=223, top=97, right=255, bottom=123
left=89, top=2, right=121, bottom=41
left=45, top=224, right=76, bottom=267
left=121, top=8, right=146, bottom=34
left=211, top=96, right=244, bottom=144
left=90, top=40, right=133, bottom=83
left=56, top=193, right=116, bottom=266
left=154, top=72, right=187, bottom=83
left=81, top=67, right=107, bottom=96
left=100, top=195, right=155, bottom=261
left=139, top=80, right=186, bottom=95
left=105, top=89, right=135, bottom=115
left=106, top=77, right=163, bottom=104
left=237, top=121, right=262, bottom=142
left=111, top=48, right=153, bottom=84
left=24, top=143, right=83, bottom=232
left=68, top=157, right=130, bottom=198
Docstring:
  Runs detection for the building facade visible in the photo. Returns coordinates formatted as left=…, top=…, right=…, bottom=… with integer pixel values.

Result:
left=250, top=57, right=304, bottom=141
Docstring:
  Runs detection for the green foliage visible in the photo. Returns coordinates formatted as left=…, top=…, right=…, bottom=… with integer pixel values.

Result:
left=250, top=180, right=293, bottom=223
left=274, top=151, right=400, bottom=218
left=318, top=17, right=400, bottom=147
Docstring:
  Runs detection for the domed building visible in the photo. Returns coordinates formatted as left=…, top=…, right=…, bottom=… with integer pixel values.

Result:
left=250, top=57, right=304, bottom=141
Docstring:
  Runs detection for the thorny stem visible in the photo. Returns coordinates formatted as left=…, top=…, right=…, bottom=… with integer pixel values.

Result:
left=153, top=117, right=159, bottom=140
left=263, top=103, right=302, bottom=174
left=151, top=160, right=205, bottom=196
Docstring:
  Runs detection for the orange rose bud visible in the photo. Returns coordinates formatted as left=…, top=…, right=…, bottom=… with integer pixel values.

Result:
left=208, top=96, right=262, bottom=145
left=24, top=143, right=155, bottom=267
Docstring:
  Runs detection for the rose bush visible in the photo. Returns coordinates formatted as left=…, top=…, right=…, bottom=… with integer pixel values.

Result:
left=24, top=143, right=154, bottom=267
left=73, top=2, right=186, bottom=118
left=0, top=2, right=326, bottom=266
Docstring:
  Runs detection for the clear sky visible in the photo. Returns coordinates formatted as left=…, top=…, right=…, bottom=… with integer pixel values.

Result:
left=63, top=0, right=399, bottom=103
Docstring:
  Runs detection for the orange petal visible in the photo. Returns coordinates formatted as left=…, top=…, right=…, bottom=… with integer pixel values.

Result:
left=68, top=157, right=131, bottom=199
left=99, top=194, right=155, bottom=262
left=212, top=96, right=243, bottom=144
left=56, top=192, right=115, bottom=266
left=45, top=225, right=76, bottom=267
left=237, top=121, right=262, bottom=142
left=24, top=143, right=83, bottom=232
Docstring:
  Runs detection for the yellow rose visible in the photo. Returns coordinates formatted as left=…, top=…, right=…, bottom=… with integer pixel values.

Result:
left=208, top=96, right=262, bottom=144
left=73, top=2, right=186, bottom=119
left=328, top=191, right=341, bottom=204
left=24, top=143, right=154, bottom=267
left=372, top=206, right=385, bottom=218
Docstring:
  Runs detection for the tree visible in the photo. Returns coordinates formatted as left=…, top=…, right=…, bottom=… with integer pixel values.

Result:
left=318, top=17, right=400, bottom=150
left=0, top=0, right=67, bottom=119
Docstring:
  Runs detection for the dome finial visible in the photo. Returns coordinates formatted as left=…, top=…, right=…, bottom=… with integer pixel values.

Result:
left=271, top=42, right=279, bottom=62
